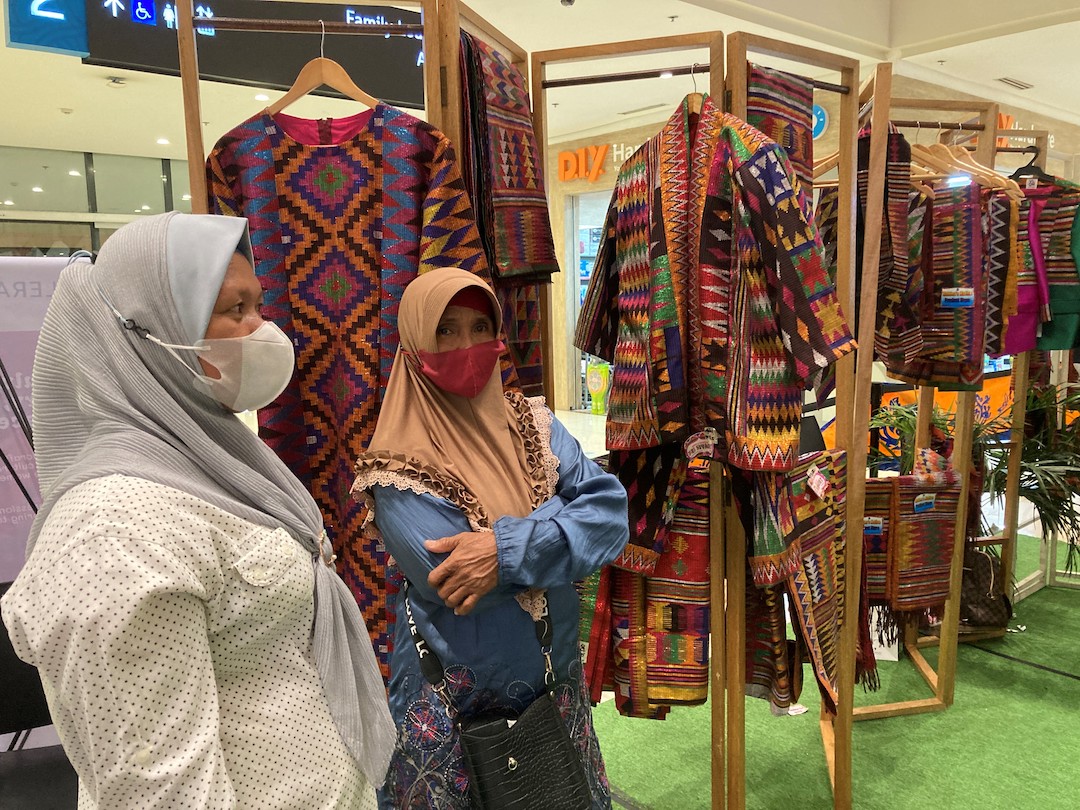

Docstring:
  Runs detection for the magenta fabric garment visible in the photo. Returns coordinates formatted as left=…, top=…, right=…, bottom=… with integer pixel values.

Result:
left=1003, top=190, right=1053, bottom=355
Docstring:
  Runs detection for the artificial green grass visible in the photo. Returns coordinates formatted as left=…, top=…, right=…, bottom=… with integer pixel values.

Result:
left=592, top=586, right=1080, bottom=809
left=1015, top=533, right=1043, bottom=583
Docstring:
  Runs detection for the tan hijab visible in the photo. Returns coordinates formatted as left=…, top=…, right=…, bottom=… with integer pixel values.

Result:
left=357, top=269, right=542, bottom=524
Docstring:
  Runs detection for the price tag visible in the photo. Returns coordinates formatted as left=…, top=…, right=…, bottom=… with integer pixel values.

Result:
left=1025, top=177, right=1039, bottom=189
left=941, top=287, right=975, bottom=309
left=913, top=493, right=937, bottom=513
left=806, top=464, right=830, bottom=498
left=863, top=517, right=884, bottom=535
left=683, top=427, right=719, bottom=460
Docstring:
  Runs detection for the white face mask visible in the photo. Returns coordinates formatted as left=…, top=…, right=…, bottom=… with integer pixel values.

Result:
left=101, top=292, right=295, bottom=413
left=189, top=321, right=296, bottom=412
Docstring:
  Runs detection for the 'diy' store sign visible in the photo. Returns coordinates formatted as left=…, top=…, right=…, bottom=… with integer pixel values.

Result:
left=557, top=142, right=641, bottom=183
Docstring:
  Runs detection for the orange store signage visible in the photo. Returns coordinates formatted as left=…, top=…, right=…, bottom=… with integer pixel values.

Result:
left=558, top=144, right=610, bottom=182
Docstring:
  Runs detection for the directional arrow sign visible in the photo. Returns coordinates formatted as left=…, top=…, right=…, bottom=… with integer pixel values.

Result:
left=103, top=0, right=125, bottom=17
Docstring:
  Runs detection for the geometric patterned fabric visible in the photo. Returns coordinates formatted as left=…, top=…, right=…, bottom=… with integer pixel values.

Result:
left=1003, top=189, right=1054, bottom=355
left=750, top=450, right=847, bottom=712
left=576, top=96, right=855, bottom=721
left=607, top=445, right=686, bottom=574
left=861, top=448, right=961, bottom=614
left=579, top=463, right=710, bottom=714
left=887, top=184, right=987, bottom=390
left=643, top=464, right=711, bottom=706
left=460, top=32, right=558, bottom=281
left=207, top=106, right=511, bottom=677
left=984, top=193, right=1021, bottom=358
left=890, top=450, right=962, bottom=612
left=575, top=94, right=855, bottom=471
left=744, top=573, right=799, bottom=710
left=459, top=32, right=556, bottom=396
left=746, top=62, right=815, bottom=189
left=1032, top=180, right=1080, bottom=350
left=856, top=129, right=923, bottom=365
left=781, top=449, right=847, bottom=713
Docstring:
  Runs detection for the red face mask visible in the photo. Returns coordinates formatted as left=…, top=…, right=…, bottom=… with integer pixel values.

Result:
left=414, top=339, right=505, bottom=398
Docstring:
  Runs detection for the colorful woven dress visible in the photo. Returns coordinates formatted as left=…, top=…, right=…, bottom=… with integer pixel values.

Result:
left=207, top=105, right=510, bottom=674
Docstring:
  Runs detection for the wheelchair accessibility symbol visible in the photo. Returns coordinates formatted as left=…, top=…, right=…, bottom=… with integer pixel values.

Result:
left=132, top=0, right=157, bottom=25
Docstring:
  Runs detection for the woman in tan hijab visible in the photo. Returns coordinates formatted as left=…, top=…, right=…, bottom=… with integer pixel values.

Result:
left=353, top=268, right=627, bottom=808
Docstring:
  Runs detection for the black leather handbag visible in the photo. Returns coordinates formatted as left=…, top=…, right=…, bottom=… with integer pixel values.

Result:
left=403, top=583, right=591, bottom=809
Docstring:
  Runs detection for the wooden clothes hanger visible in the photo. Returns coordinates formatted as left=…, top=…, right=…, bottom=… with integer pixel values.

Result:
left=910, top=142, right=962, bottom=176
left=268, top=21, right=379, bottom=115
left=946, top=144, right=1024, bottom=200
left=686, top=63, right=704, bottom=115
left=813, top=151, right=840, bottom=179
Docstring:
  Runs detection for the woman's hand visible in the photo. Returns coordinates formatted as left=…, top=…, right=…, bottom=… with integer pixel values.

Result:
left=424, top=531, right=498, bottom=615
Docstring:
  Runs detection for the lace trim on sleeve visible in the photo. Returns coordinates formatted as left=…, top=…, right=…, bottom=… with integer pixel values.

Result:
left=352, top=454, right=490, bottom=531
left=525, top=395, right=560, bottom=499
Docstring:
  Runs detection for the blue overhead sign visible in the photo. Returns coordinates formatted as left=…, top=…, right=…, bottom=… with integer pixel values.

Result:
left=5, top=0, right=89, bottom=56
left=131, top=0, right=157, bottom=27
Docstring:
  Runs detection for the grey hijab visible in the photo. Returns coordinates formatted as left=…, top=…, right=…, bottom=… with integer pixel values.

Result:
left=26, top=211, right=395, bottom=786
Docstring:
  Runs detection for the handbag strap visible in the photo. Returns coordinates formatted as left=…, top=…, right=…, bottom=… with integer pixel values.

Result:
left=402, top=580, right=555, bottom=717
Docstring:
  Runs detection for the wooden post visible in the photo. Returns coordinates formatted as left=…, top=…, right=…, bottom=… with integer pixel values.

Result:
left=434, top=0, right=463, bottom=148
left=723, top=474, right=746, bottom=810
left=420, top=0, right=441, bottom=127
left=915, top=386, right=936, bottom=451
left=937, top=389, right=977, bottom=705
left=825, top=51, right=861, bottom=810
left=176, top=0, right=208, bottom=214
left=709, top=462, right=728, bottom=810
left=1000, top=352, right=1029, bottom=595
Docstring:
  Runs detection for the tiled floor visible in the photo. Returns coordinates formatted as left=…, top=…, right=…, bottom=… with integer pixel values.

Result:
left=553, top=409, right=607, bottom=459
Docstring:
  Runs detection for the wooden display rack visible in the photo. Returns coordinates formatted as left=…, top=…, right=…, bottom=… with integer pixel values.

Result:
left=978, top=129, right=1080, bottom=600
left=529, top=31, right=729, bottom=805
left=846, top=65, right=999, bottom=719
left=532, top=30, right=864, bottom=809
left=725, top=32, right=862, bottom=810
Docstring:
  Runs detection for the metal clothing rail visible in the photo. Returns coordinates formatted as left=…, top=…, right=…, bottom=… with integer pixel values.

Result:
left=197, top=17, right=424, bottom=34
left=543, top=65, right=850, bottom=94
left=891, top=119, right=986, bottom=131
left=542, top=64, right=709, bottom=89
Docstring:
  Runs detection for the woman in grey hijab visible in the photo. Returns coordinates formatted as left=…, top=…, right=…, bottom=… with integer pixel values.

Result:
left=1, top=212, right=395, bottom=810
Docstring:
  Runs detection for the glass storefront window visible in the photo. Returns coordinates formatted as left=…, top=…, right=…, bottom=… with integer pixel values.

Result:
left=93, top=154, right=168, bottom=216
left=568, top=190, right=615, bottom=411
left=170, top=161, right=194, bottom=213
left=0, top=221, right=92, bottom=257
left=0, top=147, right=89, bottom=213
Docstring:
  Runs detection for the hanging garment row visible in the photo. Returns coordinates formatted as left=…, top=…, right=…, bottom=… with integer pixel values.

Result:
left=817, top=128, right=1080, bottom=392
left=575, top=63, right=858, bottom=721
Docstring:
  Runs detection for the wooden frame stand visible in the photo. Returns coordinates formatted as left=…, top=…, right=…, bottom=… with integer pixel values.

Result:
left=847, top=71, right=999, bottom=720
